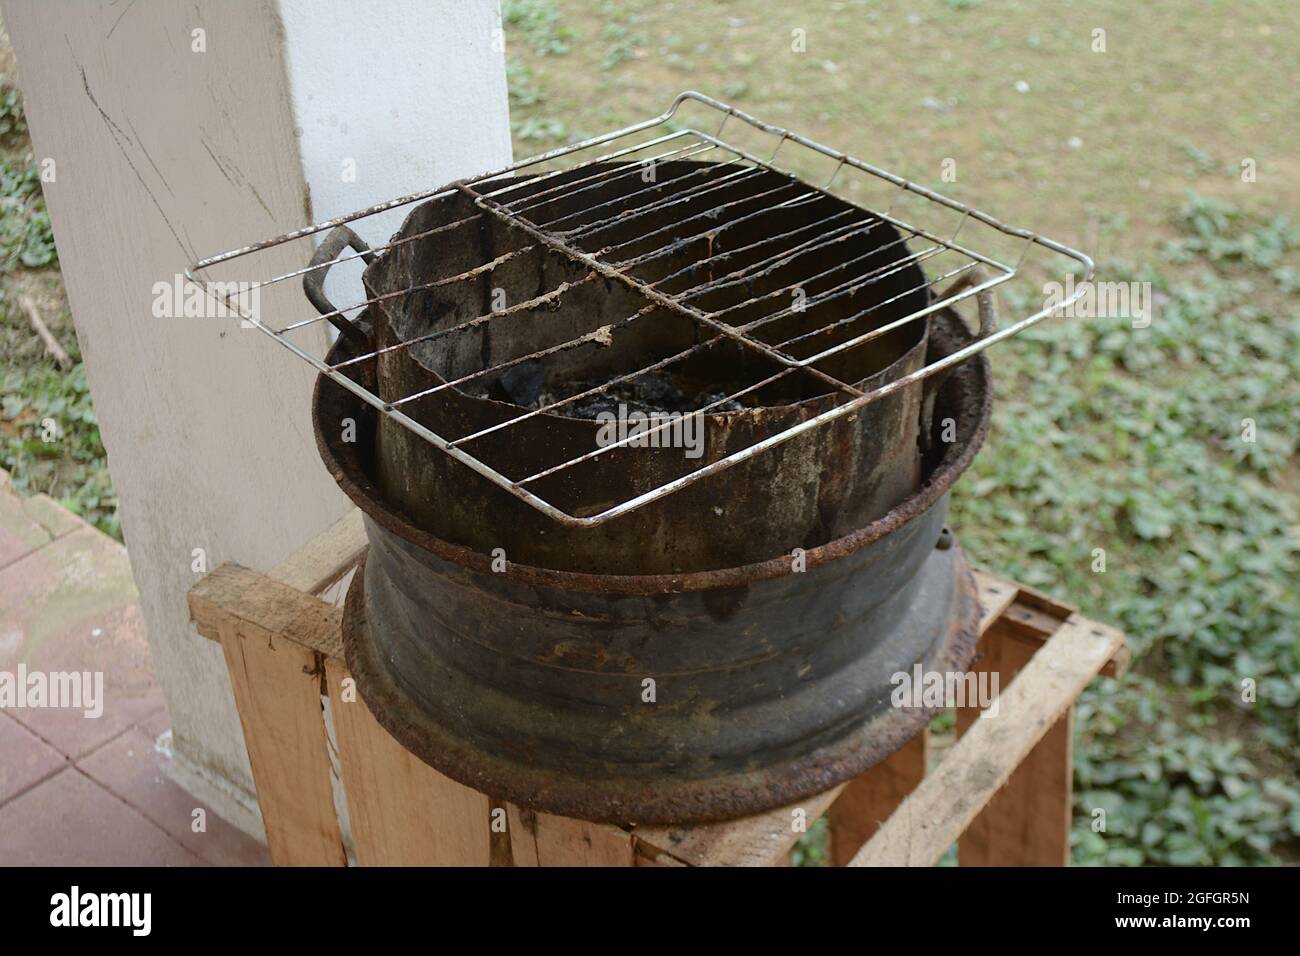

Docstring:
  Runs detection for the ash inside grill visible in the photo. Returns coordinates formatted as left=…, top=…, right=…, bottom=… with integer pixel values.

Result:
left=481, top=364, right=750, bottom=417
left=367, top=161, right=929, bottom=414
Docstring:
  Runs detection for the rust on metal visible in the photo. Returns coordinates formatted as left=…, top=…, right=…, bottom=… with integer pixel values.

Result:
left=359, top=162, right=937, bottom=574
left=314, top=308, right=992, bottom=823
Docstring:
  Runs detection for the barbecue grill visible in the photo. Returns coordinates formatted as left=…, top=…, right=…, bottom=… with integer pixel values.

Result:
left=188, top=93, right=1092, bottom=822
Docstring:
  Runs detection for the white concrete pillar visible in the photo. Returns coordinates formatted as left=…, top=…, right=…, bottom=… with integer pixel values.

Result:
left=1, top=0, right=510, bottom=836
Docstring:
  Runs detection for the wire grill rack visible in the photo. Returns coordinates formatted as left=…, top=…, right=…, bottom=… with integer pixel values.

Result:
left=187, top=91, right=1093, bottom=528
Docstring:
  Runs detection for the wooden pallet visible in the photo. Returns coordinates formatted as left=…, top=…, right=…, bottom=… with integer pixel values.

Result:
left=187, top=509, right=1128, bottom=867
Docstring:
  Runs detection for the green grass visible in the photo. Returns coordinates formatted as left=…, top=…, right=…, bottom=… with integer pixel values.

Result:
left=0, top=360, right=118, bottom=538
left=502, top=0, right=577, bottom=57
left=0, top=154, right=55, bottom=270
left=952, top=207, right=1299, bottom=865
left=0, top=75, right=117, bottom=539
left=500, top=0, right=1300, bottom=866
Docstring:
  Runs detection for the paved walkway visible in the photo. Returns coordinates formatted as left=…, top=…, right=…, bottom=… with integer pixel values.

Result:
left=0, top=469, right=267, bottom=865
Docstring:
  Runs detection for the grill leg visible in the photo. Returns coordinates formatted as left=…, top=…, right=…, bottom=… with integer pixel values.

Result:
left=956, top=619, right=1073, bottom=866
left=827, top=732, right=928, bottom=866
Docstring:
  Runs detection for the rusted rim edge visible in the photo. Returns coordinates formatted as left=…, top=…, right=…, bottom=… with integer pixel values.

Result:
left=342, top=544, right=981, bottom=825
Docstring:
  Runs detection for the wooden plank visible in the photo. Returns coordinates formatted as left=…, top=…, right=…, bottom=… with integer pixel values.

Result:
left=190, top=547, right=1125, bottom=867
left=973, top=569, right=1020, bottom=632
left=189, top=563, right=343, bottom=659
left=996, top=603, right=1128, bottom=678
left=1010, top=578, right=1077, bottom=618
left=505, top=806, right=541, bottom=866
left=818, top=572, right=1015, bottom=865
left=505, top=805, right=635, bottom=867
left=325, top=659, right=492, bottom=866
left=268, top=509, right=367, bottom=597
left=974, top=570, right=1127, bottom=677
left=633, top=839, right=690, bottom=866
left=628, top=574, right=1021, bottom=866
left=849, top=616, right=1124, bottom=867
left=633, top=785, right=846, bottom=867
left=216, top=619, right=345, bottom=866
left=957, top=620, right=1072, bottom=866
left=827, top=731, right=928, bottom=866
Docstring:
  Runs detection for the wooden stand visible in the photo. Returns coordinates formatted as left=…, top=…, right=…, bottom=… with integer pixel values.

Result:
left=187, top=510, right=1128, bottom=867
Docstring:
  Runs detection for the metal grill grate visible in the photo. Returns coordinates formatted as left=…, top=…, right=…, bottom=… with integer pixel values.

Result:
left=187, top=92, right=1093, bottom=527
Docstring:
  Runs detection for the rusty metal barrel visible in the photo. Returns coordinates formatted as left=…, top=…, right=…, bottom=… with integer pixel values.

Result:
left=311, top=308, right=991, bottom=822
left=353, top=162, right=933, bottom=574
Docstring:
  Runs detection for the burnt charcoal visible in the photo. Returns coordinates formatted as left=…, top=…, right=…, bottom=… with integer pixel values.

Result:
left=491, top=359, right=546, bottom=406
left=474, top=369, right=749, bottom=417
left=552, top=374, right=752, bottom=417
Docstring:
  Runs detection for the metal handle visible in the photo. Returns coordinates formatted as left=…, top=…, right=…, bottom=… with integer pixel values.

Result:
left=303, top=225, right=376, bottom=348
left=920, top=267, right=997, bottom=449
left=938, top=265, right=998, bottom=341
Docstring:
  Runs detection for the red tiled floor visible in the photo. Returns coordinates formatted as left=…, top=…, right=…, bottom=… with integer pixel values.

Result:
left=79, top=726, right=269, bottom=866
left=20, top=493, right=84, bottom=539
left=0, top=528, right=163, bottom=758
left=137, top=705, right=171, bottom=741
left=0, top=711, right=66, bottom=803
left=0, top=767, right=203, bottom=866
left=0, top=491, right=50, bottom=570
left=0, top=480, right=270, bottom=866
